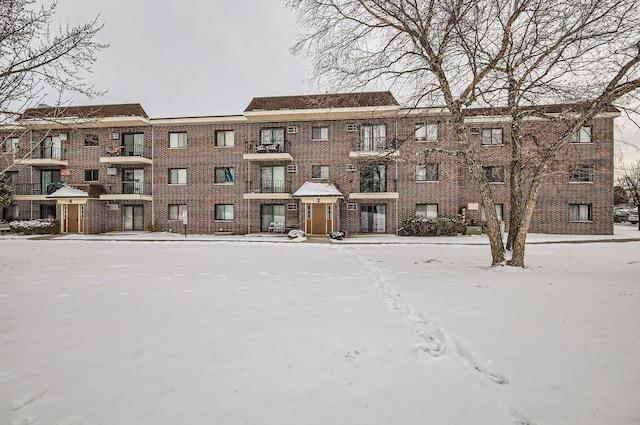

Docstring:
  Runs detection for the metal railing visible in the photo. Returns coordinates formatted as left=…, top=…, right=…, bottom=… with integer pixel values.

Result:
left=354, top=138, right=397, bottom=151
left=105, top=142, right=149, bottom=158
left=245, top=140, right=289, bottom=154
left=121, top=181, right=151, bottom=195
left=42, top=146, right=63, bottom=160
left=248, top=180, right=288, bottom=193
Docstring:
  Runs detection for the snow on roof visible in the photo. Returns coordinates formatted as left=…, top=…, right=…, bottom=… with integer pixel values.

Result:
left=46, top=185, right=89, bottom=198
left=293, top=181, right=343, bottom=197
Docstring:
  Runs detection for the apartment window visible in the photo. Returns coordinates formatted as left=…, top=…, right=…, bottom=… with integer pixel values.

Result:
left=569, top=165, right=593, bottom=182
left=122, top=133, right=144, bottom=156
left=416, top=164, right=438, bottom=182
left=260, top=128, right=285, bottom=145
left=215, top=204, right=234, bottom=221
left=312, top=165, right=329, bottom=179
left=4, top=137, right=19, bottom=152
left=84, top=135, right=99, bottom=147
left=168, top=204, right=187, bottom=220
left=569, top=204, right=592, bottom=222
left=361, top=124, right=386, bottom=151
left=416, top=204, right=438, bottom=218
left=168, top=168, right=187, bottom=184
left=84, top=169, right=99, bottom=181
left=215, top=130, right=234, bottom=147
left=571, top=126, right=592, bottom=143
left=360, top=164, right=386, bottom=192
left=261, top=166, right=285, bottom=193
left=215, top=167, right=234, bottom=184
left=483, top=166, right=505, bottom=183
left=40, top=204, right=56, bottom=220
left=4, top=205, right=19, bottom=219
left=482, top=128, right=503, bottom=145
left=123, top=169, right=144, bottom=194
left=312, top=126, right=329, bottom=140
left=481, top=204, right=504, bottom=222
left=169, top=132, right=187, bottom=148
left=415, top=123, right=438, bottom=141
left=5, top=171, right=18, bottom=186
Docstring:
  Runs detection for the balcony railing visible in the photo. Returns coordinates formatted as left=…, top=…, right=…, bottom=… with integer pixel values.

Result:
left=359, top=179, right=397, bottom=193
left=13, top=146, right=66, bottom=161
left=42, top=146, right=63, bottom=160
left=354, top=138, right=397, bottom=152
left=13, top=183, right=44, bottom=195
left=121, top=181, right=150, bottom=195
left=245, top=140, right=290, bottom=154
left=247, top=180, right=288, bottom=194
left=104, top=142, right=149, bottom=158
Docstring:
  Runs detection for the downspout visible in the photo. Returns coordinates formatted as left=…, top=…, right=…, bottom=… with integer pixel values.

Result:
left=395, top=117, right=399, bottom=235
left=151, top=124, right=155, bottom=224
left=247, top=160, right=251, bottom=234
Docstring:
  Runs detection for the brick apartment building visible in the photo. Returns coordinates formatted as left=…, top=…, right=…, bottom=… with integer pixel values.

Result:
left=0, top=91, right=617, bottom=236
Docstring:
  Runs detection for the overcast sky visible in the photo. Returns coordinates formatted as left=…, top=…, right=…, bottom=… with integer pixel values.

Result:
left=53, top=0, right=640, bottom=170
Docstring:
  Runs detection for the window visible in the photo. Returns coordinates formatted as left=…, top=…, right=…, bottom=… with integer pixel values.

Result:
left=312, top=126, right=329, bottom=140
left=569, top=165, right=593, bottom=182
left=483, top=166, right=505, bottom=183
left=84, top=169, right=98, bottom=181
left=168, top=168, right=187, bottom=185
left=41, top=169, right=61, bottom=194
left=360, top=164, right=386, bottom=192
left=40, top=204, right=56, bottom=220
left=569, top=204, right=592, bottom=222
left=261, top=204, right=285, bottom=232
left=215, top=167, right=234, bottom=184
left=260, top=128, right=285, bottom=145
left=215, top=204, right=234, bottom=220
left=416, top=204, right=438, bottom=218
left=261, top=166, right=285, bottom=193
left=215, top=130, right=234, bottom=147
left=123, top=169, right=144, bottom=194
left=42, top=135, right=63, bottom=159
left=122, top=133, right=144, bottom=156
left=416, top=164, right=438, bottom=182
left=482, top=128, right=503, bottom=145
left=169, top=132, right=187, bottom=148
left=168, top=204, right=187, bottom=220
left=4, top=137, right=19, bottom=152
left=481, top=204, right=504, bottom=222
left=415, top=123, right=438, bottom=141
left=4, top=205, right=19, bottom=219
left=361, top=124, right=386, bottom=150
left=84, top=135, right=99, bottom=147
left=5, top=171, right=18, bottom=186
left=571, top=126, right=592, bottom=143
left=312, top=165, right=329, bottom=179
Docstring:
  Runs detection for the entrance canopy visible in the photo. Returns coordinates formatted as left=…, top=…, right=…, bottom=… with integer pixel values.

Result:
left=293, top=181, right=343, bottom=204
left=46, top=184, right=89, bottom=204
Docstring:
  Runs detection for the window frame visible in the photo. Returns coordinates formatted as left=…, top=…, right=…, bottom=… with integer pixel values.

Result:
left=260, top=127, right=285, bottom=145
left=481, top=204, right=504, bottom=222
left=571, top=126, right=592, bottom=144
left=4, top=137, right=19, bottom=152
left=416, top=163, right=439, bottom=182
left=415, top=123, right=438, bottom=142
left=311, top=165, right=330, bottom=179
left=483, top=166, right=505, bottom=183
left=360, top=124, right=387, bottom=151
left=360, top=164, right=387, bottom=192
left=215, top=130, right=235, bottom=148
left=569, top=165, right=594, bottom=183
left=481, top=128, right=503, bottom=145
left=214, top=167, right=234, bottom=184
left=168, top=204, right=187, bottom=221
left=311, top=126, right=329, bottom=140
left=168, top=168, right=187, bottom=185
left=569, top=204, right=592, bottom=222
left=6, top=171, right=19, bottom=186
left=169, top=132, right=187, bottom=149
left=416, top=203, right=438, bottom=218
left=84, top=134, right=99, bottom=147
left=215, top=204, right=234, bottom=221
left=84, top=169, right=99, bottom=182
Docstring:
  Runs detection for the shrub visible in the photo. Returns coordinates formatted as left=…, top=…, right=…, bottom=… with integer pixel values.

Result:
left=9, top=219, right=59, bottom=235
left=398, top=216, right=466, bottom=236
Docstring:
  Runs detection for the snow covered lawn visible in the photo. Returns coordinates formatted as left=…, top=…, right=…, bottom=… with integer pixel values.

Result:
left=1, top=238, right=638, bottom=424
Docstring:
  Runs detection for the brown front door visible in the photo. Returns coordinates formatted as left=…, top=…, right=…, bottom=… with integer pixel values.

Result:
left=67, top=204, right=79, bottom=233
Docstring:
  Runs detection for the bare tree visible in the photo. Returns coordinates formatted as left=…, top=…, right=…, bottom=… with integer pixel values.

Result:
left=287, top=0, right=640, bottom=267
left=0, top=0, right=106, bottom=207
left=619, top=160, right=640, bottom=230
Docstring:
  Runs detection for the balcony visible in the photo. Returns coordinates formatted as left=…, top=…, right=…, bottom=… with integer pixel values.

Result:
left=13, top=146, right=68, bottom=167
left=349, top=179, right=399, bottom=199
left=243, top=180, right=293, bottom=200
left=12, top=183, right=47, bottom=200
left=349, top=139, right=399, bottom=159
left=99, top=182, right=153, bottom=201
left=243, top=141, right=293, bottom=162
left=99, top=142, right=153, bottom=165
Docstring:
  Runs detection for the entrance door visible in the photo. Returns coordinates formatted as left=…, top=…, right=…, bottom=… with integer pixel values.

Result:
left=68, top=204, right=79, bottom=233
left=123, top=205, right=144, bottom=230
left=361, top=205, right=386, bottom=233
left=306, top=203, right=333, bottom=235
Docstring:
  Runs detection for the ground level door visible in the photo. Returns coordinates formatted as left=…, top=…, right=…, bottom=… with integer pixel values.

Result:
left=62, top=204, right=84, bottom=233
left=361, top=205, right=386, bottom=233
left=305, top=203, right=333, bottom=235
left=123, top=205, right=144, bottom=231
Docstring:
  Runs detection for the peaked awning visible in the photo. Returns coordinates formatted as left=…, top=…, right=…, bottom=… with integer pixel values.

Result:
left=294, top=182, right=343, bottom=203
left=46, top=184, right=89, bottom=198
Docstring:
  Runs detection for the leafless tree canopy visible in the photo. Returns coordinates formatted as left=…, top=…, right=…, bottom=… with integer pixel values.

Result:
left=0, top=0, right=107, bottom=124
left=288, top=0, right=640, bottom=266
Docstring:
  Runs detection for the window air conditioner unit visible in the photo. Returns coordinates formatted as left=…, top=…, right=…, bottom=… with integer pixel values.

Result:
left=469, top=127, right=480, bottom=135
left=109, top=132, right=120, bottom=140
left=287, top=126, right=298, bottom=134
left=346, top=164, right=357, bottom=172
left=346, top=124, right=358, bottom=132
left=286, top=165, right=298, bottom=173
left=347, top=203, right=358, bottom=211
left=287, top=203, right=298, bottom=211
left=106, top=167, right=118, bottom=175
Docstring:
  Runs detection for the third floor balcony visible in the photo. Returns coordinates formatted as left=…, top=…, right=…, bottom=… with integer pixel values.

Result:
left=99, top=142, right=153, bottom=165
left=243, top=141, right=293, bottom=162
left=13, top=146, right=68, bottom=167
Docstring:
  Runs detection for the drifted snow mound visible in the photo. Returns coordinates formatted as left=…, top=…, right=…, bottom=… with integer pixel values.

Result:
left=288, top=229, right=306, bottom=239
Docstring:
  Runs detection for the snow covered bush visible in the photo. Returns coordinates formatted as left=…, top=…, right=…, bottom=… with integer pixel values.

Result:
left=9, top=219, right=59, bottom=235
left=398, top=217, right=466, bottom=236
left=288, top=229, right=306, bottom=239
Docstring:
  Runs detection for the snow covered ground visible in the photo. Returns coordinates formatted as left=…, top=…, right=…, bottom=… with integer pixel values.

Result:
left=1, top=226, right=639, bottom=424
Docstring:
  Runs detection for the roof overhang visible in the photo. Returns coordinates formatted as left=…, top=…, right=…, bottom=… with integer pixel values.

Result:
left=244, top=105, right=400, bottom=122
